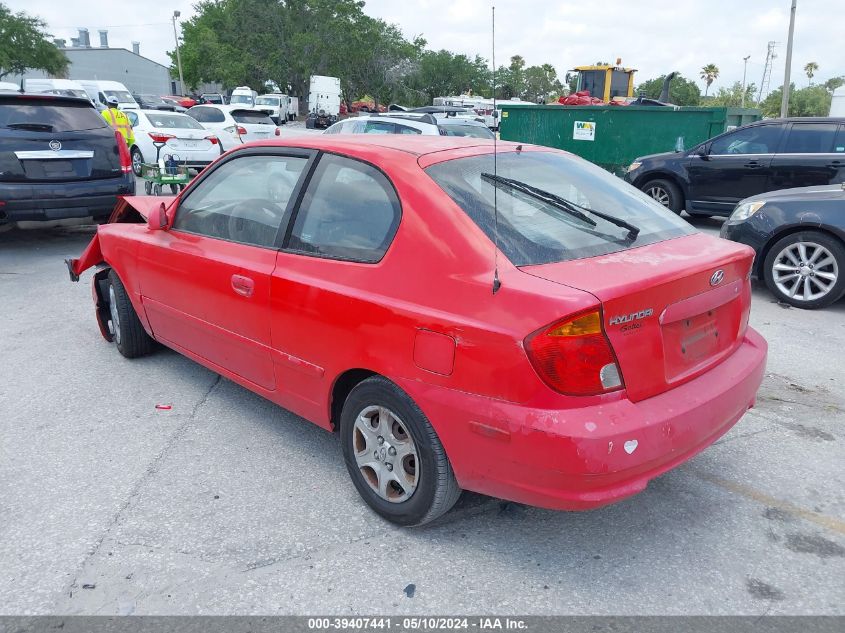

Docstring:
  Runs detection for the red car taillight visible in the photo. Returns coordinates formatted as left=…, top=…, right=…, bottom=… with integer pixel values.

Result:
left=525, top=309, right=624, bottom=396
left=237, top=126, right=247, bottom=136
left=148, top=132, right=175, bottom=143
left=205, top=135, right=219, bottom=144
left=114, top=130, right=132, bottom=173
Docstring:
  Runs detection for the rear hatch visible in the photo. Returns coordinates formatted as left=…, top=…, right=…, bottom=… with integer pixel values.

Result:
left=230, top=109, right=276, bottom=142
left=0, top=96, right=121, bottom=183
left=143, top=112, right=218, bottom=155
left=520, top=233, right=754, bottom=402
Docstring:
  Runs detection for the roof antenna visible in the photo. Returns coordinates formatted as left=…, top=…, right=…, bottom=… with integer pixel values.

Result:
left=491, top=4, right=502, bottom=294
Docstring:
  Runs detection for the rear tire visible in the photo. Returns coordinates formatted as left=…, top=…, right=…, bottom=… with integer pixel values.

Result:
left=131, top=147, right=144, bottom=177
left=763, top=231, right=845, bottom=309
left=340, top=377, right=461, bottom=526
left=641, top=178, right=683, bottom=214
left=152, top=183, right=162, bottom=196
left=144, top=180, right=152, bottom=195
left=169, top=184, right=179, bottom=195
left=107, top=270, right=154, bottom=358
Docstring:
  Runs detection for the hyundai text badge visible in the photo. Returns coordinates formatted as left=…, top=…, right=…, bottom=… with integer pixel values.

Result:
left=710, top=269, right=725, bottom=286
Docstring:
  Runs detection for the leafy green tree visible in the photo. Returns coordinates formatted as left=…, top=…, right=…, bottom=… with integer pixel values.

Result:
left=760, top=84, right=832, bottom=117
left=523, top=64, right=564, bottom=103
left=804, top=62, right=818, bottom=86
left=824, top=76, right=844, bottom=92
left=0, top=3, right=67, bottom=80
left=700, top=63, right=719, bottom=97
left=636, top=74, right=701, bottom=106
left=404, top=50, right=489, bottom=106
left=709, top=81, right=757, bottom=107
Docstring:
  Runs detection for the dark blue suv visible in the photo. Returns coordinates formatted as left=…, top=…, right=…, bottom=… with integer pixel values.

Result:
left=0, top=93, right=134, bottom=225
left=625, top=117, right=845, bottom=216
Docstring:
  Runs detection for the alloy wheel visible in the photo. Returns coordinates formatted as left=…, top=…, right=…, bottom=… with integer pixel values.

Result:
left=772, top=241, right=839, bottom=302
left=131, top=150, right=142, bottom=176
left=647, top=185, right=670, bottom=207
left=352, top=405, right=419, bottom=503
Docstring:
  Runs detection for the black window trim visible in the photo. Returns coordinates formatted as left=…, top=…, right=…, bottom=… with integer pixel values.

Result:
left=168, top=146, right=319, bottom=250
left=278, top=149, right=404, bottom=265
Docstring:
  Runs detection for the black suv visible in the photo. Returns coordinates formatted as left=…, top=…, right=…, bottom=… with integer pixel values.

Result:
left=0, top=93, right=134, bottom=224
left=625, top=117, right=845, bottom=216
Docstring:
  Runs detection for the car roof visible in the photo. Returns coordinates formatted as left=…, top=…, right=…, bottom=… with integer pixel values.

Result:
left=0, top=93, right=93, bottom=106
left=243, top=134, right=539, bottom=165
left=437, top=117, right=488, bottom=127
left=751, top=117, right=845, bottom=124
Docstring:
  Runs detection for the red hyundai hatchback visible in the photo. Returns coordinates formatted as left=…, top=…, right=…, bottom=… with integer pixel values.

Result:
left=69, top=136, right=767, bottom=525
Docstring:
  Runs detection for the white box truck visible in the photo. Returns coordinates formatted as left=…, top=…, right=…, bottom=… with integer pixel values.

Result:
left=830, top=86, right=845, bottom=117
left=306, top=75, right=340, bottom=129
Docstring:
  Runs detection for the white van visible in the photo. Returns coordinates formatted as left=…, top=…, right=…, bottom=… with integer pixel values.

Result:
left=0, top=81, right=19, bottom=92
left=78, top=80, right=139, bottom=110
left=24, top=78, right=91, bottom=102
left=230, top=86, right=257, bottom=107
left=254, top=93, right=289, bottom=125
left=287, top=96, right=299, bottom=121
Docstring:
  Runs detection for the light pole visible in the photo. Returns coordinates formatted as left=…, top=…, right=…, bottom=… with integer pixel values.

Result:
left=780, top=0, right=797, bottom=118
left=172, top=10, right=186, bottom=97
left=741, top=55, right=750, bottom=108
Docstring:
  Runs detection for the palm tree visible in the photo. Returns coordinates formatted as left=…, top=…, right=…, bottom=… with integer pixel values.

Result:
left=700, top=64, right=720, bottom=97
left=804, top=61, right=819, bottom=86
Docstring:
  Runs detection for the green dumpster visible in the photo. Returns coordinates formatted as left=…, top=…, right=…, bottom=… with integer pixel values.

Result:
left=498, top=105, right=761, bottom=175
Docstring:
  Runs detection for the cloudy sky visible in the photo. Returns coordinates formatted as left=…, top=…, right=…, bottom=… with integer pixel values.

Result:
left=11, top=0, right=845, bottom=95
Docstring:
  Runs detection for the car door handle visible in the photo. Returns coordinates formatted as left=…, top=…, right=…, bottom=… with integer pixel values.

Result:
left=231, top=274, right=254, bottom=298
left=743, top=160, right=761, bottom=169
left=827, top=160, right=842, bottom=168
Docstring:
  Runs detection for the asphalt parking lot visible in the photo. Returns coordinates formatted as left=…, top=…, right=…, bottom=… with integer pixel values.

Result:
left=1, top=202, right=844, bottom=614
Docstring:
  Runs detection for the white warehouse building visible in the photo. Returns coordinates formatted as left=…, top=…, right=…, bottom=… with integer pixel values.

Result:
left=13, top=28, right=177, bottom=96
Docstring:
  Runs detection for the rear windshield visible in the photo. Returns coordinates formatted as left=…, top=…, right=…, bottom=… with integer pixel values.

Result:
left=231, top=110, right=274, bottom=125
left=0, top=98, right=107, bottom=132
left=426, top=150, right=695, bottom=266
left=255, top=96, right=280, bottom=106
left=438, top=123, right=494, bottom=139
left=145, top=113, right=204, bottom=129
left=138, top=94, right=168, bottom=105
left=202, top=94, right=223, bottom=104
left=230, top=94, right=253, bottom=105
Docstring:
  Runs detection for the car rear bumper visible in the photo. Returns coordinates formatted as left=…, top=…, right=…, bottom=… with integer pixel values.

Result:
left=398, top=327, right=767, bottom=511
left=0, top=175, right=135, bottom=222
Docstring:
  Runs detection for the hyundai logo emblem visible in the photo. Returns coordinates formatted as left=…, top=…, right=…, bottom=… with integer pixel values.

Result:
left=49, top=140, right=62, bottom=151
left=710, top=269, right=725, bottom=286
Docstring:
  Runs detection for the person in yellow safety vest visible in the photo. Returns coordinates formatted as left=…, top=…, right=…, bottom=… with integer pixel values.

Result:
left=101, top=96, right=135, bottom=147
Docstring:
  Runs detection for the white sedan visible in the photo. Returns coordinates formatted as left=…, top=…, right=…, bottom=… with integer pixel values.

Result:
left=125, top=109, right=223, bottom=178
left=185, top=104, right=281, bottom=150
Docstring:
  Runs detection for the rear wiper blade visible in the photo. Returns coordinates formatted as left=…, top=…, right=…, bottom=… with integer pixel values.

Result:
left=6, top=122, right=54, bottom=132
left=481, top=173, right=596, bottom=228
left=483, top=173, right=640, bottom=240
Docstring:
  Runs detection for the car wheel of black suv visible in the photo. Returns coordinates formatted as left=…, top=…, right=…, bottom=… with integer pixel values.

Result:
left=108, top=270, right=155, bottom=358
left=642, top=178, right=683, bottom=214
left=340, top=376, right=461, bottom=526
left=763, top=231, right=845, bottom=309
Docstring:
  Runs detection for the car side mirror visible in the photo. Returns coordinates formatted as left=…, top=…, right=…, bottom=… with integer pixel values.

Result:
left=148, top=202, right=169, bottom=230
left=696, top=145, right=710, bottom=161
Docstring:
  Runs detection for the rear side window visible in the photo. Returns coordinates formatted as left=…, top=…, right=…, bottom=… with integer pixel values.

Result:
left=835, top=126, right=845, bottom=153
left=289, top=154, right=400, bottom=262
left=362, top=120, right=395, bottom=134
left=395, top=124, right=423, bottom=135
left=0, top=98, right=106, bottom=132
left=188, top=106, right=225, bottom=123
left=710, top=125, right=783, bottom=155
left=439, top=123, right=494, bottom=139
left=781, top=123, right=838, bottom=154
left=231, top=110, right=274, bottom=125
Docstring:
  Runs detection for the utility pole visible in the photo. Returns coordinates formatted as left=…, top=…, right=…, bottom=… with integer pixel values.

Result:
left=172, top=10, right=186, bottom=97
left=780, top=0, right=797, bottom=117
left=741, top=55, right=751, bottom=108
